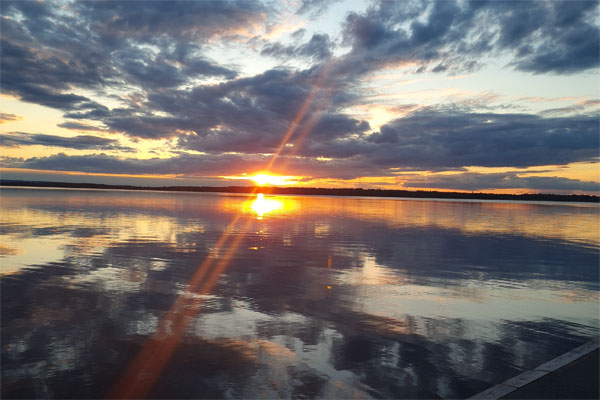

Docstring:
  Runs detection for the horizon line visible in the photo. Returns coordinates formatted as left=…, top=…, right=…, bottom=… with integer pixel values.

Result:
left=1, top=179, right=598, bottom=203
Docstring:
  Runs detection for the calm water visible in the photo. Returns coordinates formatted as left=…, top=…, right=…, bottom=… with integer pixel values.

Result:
left=1, top=187, right=598, bottom=399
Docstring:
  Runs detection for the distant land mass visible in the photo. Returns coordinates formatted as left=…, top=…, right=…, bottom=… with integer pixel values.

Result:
left=1, top=180, right=598, bottom=203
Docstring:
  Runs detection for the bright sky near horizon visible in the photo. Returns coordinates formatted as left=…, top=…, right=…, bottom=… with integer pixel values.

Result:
left=1, top=0, right=599, bottom=193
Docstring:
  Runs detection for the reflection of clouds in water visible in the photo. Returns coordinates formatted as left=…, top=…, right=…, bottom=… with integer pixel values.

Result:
left=338, top=252, right=598, bottom=330
left=2, top=265, right=597, bottom=398
left=1, top=210, right=182, bottom=275
left=127, top=313, right=159, bottom=336
left=193, top=303, right=369, bottom=399
left=0, top=237, right=65, bottom=275
left=70, top=266, right=147, bottom=293
left=0, top=244, right=24, bottom=256
left=314, top=223, right=330, bottom=237
left=1, top=188, right=598, bottom=398
left=1, top=189, right=212, bottom=275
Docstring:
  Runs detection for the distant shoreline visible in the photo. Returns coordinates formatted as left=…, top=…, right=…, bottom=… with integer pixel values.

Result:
left=2, top=179, right=598, bottom=203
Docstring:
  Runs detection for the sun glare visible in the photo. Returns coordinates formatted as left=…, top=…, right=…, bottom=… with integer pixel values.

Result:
left=251, top=193, right=284, bottom=219
left=251, top=173, right=290, bottom=186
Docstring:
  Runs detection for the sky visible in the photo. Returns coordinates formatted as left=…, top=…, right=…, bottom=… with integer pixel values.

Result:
left=1, top=0, right=599, bottom=193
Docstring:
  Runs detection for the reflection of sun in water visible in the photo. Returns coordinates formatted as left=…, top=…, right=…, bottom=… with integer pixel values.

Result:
left=251, top=193, right=284, bottom=219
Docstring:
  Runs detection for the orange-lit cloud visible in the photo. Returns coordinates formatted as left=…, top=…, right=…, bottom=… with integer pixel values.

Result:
left=0, top=113, right=22, bottom=124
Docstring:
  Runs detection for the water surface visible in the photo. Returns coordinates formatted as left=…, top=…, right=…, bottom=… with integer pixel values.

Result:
left=1, top=187, right=598, bottom=398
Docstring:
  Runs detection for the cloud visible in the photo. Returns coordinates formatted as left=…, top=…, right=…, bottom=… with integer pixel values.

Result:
left=291, top=28, right=307, bottom=40
left=0, top=132, right=133, bottom=152
left=0, top=113, right=22, bottom=124
left=258, top=108, right=597, bottom=178
left=178, top=108, right=369, bottom=155
left=540, top=98, right=600, bottom=116
left=3, top=106, right=598, bottom=183
left=338, top=0, right=599, bottom=77
left=500, top=1, right=599, bottom=73
left=403, top=172, right=599, bottom=192
left=114, top=43, right=237, bottom=89
left=361, top=110, right=599, bottom=169
left=0, top=153, right=268, bottom=176
left=76, top=0, right=266, bottom=42
left=261, top=33, right=335, bottom=61
left=57, top=122, right=106, bottom=132
left=1, top=0, right=597, bottom=194
left=2, top=0, right=598, bottom=130
left=296, top=0, right=341, bottom=18
left=0, top=47, right=107, bottom=111
left=0, top=151, right=376, bottom=182
left=87, top=66, right=350, bottom=141
left=0, top=0, right=263, bottom=110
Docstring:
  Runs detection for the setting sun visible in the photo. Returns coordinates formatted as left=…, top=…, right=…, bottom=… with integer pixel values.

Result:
left=251, top=173, right=293, bottom=186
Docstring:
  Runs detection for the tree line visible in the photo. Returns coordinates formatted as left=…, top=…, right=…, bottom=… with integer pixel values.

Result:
left=1, top=180, right=598, bottom=203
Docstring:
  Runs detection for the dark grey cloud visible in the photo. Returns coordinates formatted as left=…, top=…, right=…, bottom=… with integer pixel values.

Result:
left=75, top=1, right=265, bottom=42
left=261, top=34, right=335, bottom=61
left=57, top=122, right=106, bottom=132
left=101, top=114, right=198, bottom=140
left=0, top=151, right=374, bottom=182
left=2, top=0, right=597, bottom=127
left=0, top=0, right=262, bottom=110
left=113, top=42, right=237, bottom=89
left=291, top=29, right=307, bottom=40
left=339, top=0, right=599, bottom=77
left=286, top=109, right=599, bottom=172
left=296, top=0, right=342, bottom=17
left=38, top=63, right=346, bottom=141
left=0, top=153, right=268, bottom=176
left=499, top=1, right=599, bottom=73
left=258, top=107, right=599, bottom=179
left=3, top=108, right=598, bottom=183
left=360, top=110, right=600, bottom=169
left=0, top=132, right=133, bottom=152
left=178, top=107, right=369, bottom=154
left=88, top=66, right=352, bottom=141
left=403, top=172, right=600, bottom=192
left=0, top=35, right=109, bottom=111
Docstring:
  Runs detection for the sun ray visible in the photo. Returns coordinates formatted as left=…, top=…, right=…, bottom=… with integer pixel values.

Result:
left=265, top=63, right=333, bottom=172
left=109, top=58, right=334, bottom=400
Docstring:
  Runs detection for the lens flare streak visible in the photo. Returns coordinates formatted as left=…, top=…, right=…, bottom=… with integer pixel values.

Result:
left=110, top=62, right=334, bottom=399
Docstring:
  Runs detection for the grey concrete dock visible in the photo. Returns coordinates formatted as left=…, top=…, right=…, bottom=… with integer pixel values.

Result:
left=469, top=340, right=599, bottom=400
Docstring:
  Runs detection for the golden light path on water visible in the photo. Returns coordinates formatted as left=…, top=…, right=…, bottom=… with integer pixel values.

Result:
left=109, top=64, right=333, bottom=398
left=249, top=193, right=285, bottom=219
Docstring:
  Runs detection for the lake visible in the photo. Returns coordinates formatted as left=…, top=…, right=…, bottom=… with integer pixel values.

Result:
left=1, top=187, right=598, bottom=399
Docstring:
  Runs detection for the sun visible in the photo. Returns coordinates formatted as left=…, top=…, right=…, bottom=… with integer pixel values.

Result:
left=251, top=173, right=291, bottom=186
